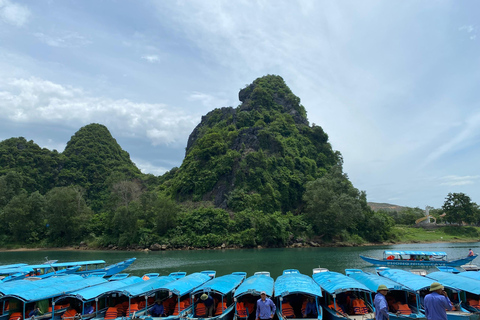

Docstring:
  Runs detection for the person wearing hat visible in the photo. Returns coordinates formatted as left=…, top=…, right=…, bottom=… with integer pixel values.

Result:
left=424, top=282, right=452, bottom=320
left=256, top=291, right=276, bottom=320
left=201, top=293, right=214, bottom=317
left=374, top=285, right=389, bottom=320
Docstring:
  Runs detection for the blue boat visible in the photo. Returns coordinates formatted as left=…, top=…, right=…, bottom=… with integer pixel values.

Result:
left=345, top=269, right=425, bottom=320
left=187, top=272, right=246, bottom=320
left=274, top=269, right=322, bottom=320
left=140, top=271, right=215, bottom=320
left=233, top=271, right=274, bottom=320
left=361, top=251, right=477, bottom=267
left=0, top=275, right=107, bottom=320
left=312, top=269, right=374, bottom=320
left=377, top=268, right=478, bottom=320
left=52, top=276, right=144, bottom=319
left=457, top=272, right=480, bottom=282
left=426, top=271, right=480, bottom=316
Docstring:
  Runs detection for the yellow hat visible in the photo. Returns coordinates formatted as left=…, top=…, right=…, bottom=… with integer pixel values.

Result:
left=377, top=285, right=388, bottom=291
left=201, top=294, right=208, bottom=300
left=430, top=282, right=444, bottom=291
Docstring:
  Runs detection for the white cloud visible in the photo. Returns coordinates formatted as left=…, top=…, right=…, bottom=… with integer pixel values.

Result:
left=0, top=0, right=30, bottom=27
left=131, top=157, right=169, bottom=176
left=188, top=91, right=229, bottom=108
left=0, top=76, right=201, bottom=146
left=141, top=55, right=160, bottom=63
left=440, top=175, right=480, bottom=187
left=34, top=31, right=91, bottom=48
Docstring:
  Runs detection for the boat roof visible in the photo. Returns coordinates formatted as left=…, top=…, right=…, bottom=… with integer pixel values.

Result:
left=234, top=273, right=274, bottom=298
left=192, top=273, right=245, bottom=296
left=377, top=268, right=433, bottom=291
left=0, top=264, right=28, bottom=270
left=426, top=271, right=480, bottom=295
left=456, top=271, right=480, bottom=282
left=59, top=276, right=142, bottom=301
left=160, top=272, right=212, bottom=296
left=0, top=266, right=34, bottom=274
left=0, top=275, right=83, bottom=295
left=39, top=260, right=106, bottom=268
left=1, top=276, right=107, bottom=302
left=345, top=269, right=410, bottom=292
left=312, top=271, right=371, bottom=294
left=384, top=251, right=447, bottom=256
left=115, top=275, right=179, bottom=297
left=274, top=269, right=322, bottom=298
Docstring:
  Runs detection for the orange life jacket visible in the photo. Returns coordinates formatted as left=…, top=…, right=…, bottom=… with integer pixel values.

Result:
left=61, top=309, right=78, bottom=319
left=196, top=303, right=207, bottom=317
left=468, top=299, right=480, bottom=309
left=114, top=304, right=124, bottom=317
left=395, top=303, right=411, bottom=315
left=301, top=301, right=307, bottom=316
left=172, top=300, right=187, bottom=316
left=9, top=312, right=22, bottom=320
left=215, top=302, right=227, bottom=316
left=127, top=303, right=139, bottom=316
left=328, top=302, right=343, bottom=314
left=387, top=255, right=395, bottom=260
left=236, top=302, right=248, bottom=318
left=352, top=299, right=368, bottom=315
left=282, top=302, right=295, bottom=318
left=142, top=275, right=150, bottom=281
left=104, top=307, right=118, bottom=320
left=245, top=302, right=255, bottom=315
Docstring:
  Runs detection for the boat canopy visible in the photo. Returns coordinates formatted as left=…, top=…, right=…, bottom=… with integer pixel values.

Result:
left=426, top=271, right=480, bottom=295
left=1, top=276, right=106, bottom=302
left=41, top=260, right=106, bottom=268
left=59, top=276, right=142, bottom=301
left=457, top=272, right=480, bottom=282
left=346, top=269, right=409, bottom=292
left=0, top=266, right=34, bottom=274
left=384, top=251, right=447, bottom=256
left=234, top=274, right=274, bottom=298
left=312, top=271, right=371, bottom=294
left=274, top=269, right=322, bottom=298
left=111, top=275, right=179, bottom=297
left=0, top=264, right=28, bottom=270
left=192, top=273, right=245, bottom=296
left=159, top=272, right=212, bottom=296
left=0, top=275, right=83, bottom=295
left=377, top=269, right=433, bottom=291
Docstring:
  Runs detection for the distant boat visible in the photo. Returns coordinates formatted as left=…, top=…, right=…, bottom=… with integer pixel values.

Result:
left=345, top=268, right=425, bottom=320
left=360, top=251, right=477, bottom=267
left=274, top=269, right=323, bottom=320
left=312, top=269, right=374, bottom=320
left=187, top=272, right=246, bottom=320
left=233, top=271, right=274, bottom=320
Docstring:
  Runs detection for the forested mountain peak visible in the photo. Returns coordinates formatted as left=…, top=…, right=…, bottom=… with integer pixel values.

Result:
left=169, top=75, right=337, bottom=213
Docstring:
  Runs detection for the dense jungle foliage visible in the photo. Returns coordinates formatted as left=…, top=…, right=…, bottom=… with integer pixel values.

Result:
left=0, top=75, right=478, bottom=249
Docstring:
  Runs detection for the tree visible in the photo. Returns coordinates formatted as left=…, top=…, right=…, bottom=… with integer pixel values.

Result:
left=442, top=193, right=478, bottom=225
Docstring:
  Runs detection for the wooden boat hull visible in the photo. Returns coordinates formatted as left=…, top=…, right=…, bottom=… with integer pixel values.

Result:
left=360, top=255, right=476, bottom=267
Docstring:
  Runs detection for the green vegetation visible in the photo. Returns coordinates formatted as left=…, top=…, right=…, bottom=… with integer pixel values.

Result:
left=0, top=76, right=479, bottom=249
left=392, top=226, right=480, bottom=243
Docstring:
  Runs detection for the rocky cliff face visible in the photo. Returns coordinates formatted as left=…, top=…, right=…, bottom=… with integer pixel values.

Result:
left=170, top=75, right=337, bottom=213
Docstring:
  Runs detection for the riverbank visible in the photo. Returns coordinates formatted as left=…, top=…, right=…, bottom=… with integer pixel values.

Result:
left=1, top=226, right=479, bottom=252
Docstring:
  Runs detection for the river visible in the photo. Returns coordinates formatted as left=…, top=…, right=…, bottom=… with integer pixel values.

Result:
left=1, top=242, right=478, bottom=278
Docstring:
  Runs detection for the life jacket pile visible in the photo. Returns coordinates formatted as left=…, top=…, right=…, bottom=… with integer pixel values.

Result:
left=468, top=299, right=480, bottom=310
left=196, top=303, right=207, bottom=317
left=215, top=302, right=227, bottom=316
left=9, top=312, right=22, bottom=320
left=352, top=299, right=369, bottom=315
left=104, top=307, right=118, bottom=320
left=173, top=299, right=190, bottom=316
left=127, top=303, right=139, bottom=316
left=61, top=309, right=78, bottom=320
left=237, top=302, right=248, bottom=318
left=394, top=303, right=411, bottom=315
left=328, top=302, right=343, bottom=314
left=282, top=302, right=295, bottom=318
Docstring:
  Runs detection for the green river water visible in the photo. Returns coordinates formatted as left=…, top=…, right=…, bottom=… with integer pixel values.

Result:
left=1, top=242, right=479, bottom=278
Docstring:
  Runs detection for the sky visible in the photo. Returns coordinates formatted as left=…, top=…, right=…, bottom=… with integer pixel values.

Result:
left=0, top=0, right=479, bottom=209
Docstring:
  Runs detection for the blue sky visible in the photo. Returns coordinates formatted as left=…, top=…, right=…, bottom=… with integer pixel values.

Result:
left=0, top=0, right=479, bottom=209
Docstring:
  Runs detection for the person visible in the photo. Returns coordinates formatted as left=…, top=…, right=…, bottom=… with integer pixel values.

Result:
left=468, top=249, right=474, bottom=257
left=28, top=306, right=42, bottom=318
left=149, top=300, right=165, bottom=317
left=374, top=285, right=389, bottom=320
left=201, top=294, right=214, bottom=317
left=83, top=304, right=94, bottom=315
left=303, top=297, right=317, bottom=318
left=256, top=291, right=275, bottom=320
left=424, top=282, right=452, bottom=320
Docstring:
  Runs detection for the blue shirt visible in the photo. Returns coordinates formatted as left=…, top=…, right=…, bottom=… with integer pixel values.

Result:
left=204, top=296, right=214, bottom=307
left=304, top=301, right=317, bottom=316
left=424, top=292, right=452, bottom=320
left=374, top=293, right=389, bottom=320
left=150, top=304, right=164, bottom=316
left=256, top=298, right=276, bottom=319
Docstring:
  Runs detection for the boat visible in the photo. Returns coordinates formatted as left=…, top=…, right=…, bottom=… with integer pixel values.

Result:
left=274, top=269, right=322, bottom=320
left=426, top=271, right=480, bottom=316
left=52, top=275, right=144, bottom=319
left=139, top=271, right=215, bottom=320
left=457, top=271, right=480, bottom=282
left=0, top=265, right=80, bottom=283
left=233, top=271, right=274, bottom=320
left=188, top=272, right=246, bottom=320
left=0, top=275, right=107, bottom=320
left=312, top=269, right=374, bottom=320
left=436, top=267, right=461, bottom=274
left=345, top=269, right=425, bottom=320
left=360, top=251, right=477, bottom=267
left=377, top=268, right=478, bottom=320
